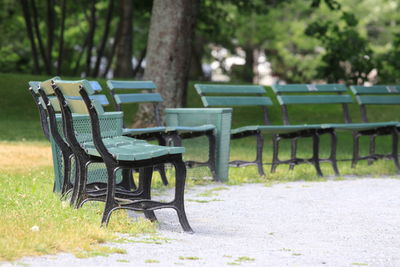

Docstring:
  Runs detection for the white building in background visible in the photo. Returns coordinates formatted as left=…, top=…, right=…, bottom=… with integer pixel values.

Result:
left=207, top=45, right=278, bottom=85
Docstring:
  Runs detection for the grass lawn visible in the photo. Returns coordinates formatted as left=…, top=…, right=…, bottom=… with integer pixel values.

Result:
left=0, top=73, right=399, bottom=261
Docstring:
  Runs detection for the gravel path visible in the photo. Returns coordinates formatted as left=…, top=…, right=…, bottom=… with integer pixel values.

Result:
left=7, top=178, right=400, bottom=267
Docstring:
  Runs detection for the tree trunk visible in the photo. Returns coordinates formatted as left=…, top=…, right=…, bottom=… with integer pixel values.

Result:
left=56, top=0, right=66, bottom=75
left=243, top=46, right=255, bottom=83
left=85, top=0, right=97, bottom=77
left=20, top=0, right=41, bottom=74
left=102, top=24, right=122, bottom=78
left=132, top=48, right=147, bottom=78
left=46, top=0, right=55, bottom=74
left=189, top=34, right=205, bottom=81
left=133, top=0, right=199, bottom=127
left=113, top=0, right=134, bottom=78
left=92, top=0, right=115, bottom=77
left=31, top=0, right=50, bottom=73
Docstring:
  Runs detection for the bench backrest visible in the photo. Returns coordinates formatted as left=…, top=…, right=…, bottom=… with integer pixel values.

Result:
left=350, top=85, right=400, bottom=122
left=28, top=78, right=60, bottom=140
left=195, top=84, right=272, bottom=125
left=106, top=80, right=163, bottom=126
left=271, top=84, right=353, bottom=124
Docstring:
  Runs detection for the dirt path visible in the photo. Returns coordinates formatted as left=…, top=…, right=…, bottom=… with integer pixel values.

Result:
left=9, top=178, right=400, bottom=267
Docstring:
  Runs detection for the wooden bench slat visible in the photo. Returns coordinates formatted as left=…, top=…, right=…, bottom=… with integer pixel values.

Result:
left=277, top=95, right=353, bottom=105
left=114, top=93, right=163, bottom=104
left=356, top=95, right=400, bottom=105
left=195, top=84, right=266, bottom=95
left=66, top=95, right=110, bottom=106
left=89, top=81, right=103, bottom=92
left=351, top=85, right=400, bottom=94
left=272, top=84, right=347, bottom=93
left=56, top=80, right=95, bottom=96
left=107, top=80, right=156, bottom=90
left=201, top=96, right=272, bottom=107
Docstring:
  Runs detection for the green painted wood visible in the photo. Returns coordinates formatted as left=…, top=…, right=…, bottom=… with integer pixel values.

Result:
left=38, top=76, right=61, bottom=95
left=323, top=121, right=399, bottom=130
left=356, top=95, right=400, bottom=105
left=272, top=84, right=347, bottom=93
left=122, top=126, right=167, bottom=135
left=29, top=81, right=41, bottom=92
left=55, top=80, right=95, bottom=96
left=114, top=93, right=163, bottom=104
left=89, top=81, right=103, bottom=92
left=107, top=80, right=156, bottom=90
left=90, top=95, right=109, bottom=105
left=166, top=124, right=216, bottom=132
left=66, top=98, right=105, bottom=115
left=86, top=143, right=184, bottom=161
left=351, top=85, right=400, bottom=95
left=231, top=124, right=323, bottom=135
left=67, top=95, right=110, bottom=106
left=48, top=97, right=61, bottom=112
left=165, top=108, right=232, bottom=114
left=277, top=95, right=353, bottom=105
left=195, top=84, right=266, bottom=95
left=83, top=136, right=147, bottom=149
left=201, top=96, right=272, bottom=107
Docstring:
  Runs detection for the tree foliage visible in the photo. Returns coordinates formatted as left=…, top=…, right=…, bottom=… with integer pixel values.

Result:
left=305, top=12, right=375, bottom=84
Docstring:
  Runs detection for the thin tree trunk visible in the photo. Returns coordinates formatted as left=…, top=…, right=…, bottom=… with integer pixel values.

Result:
left=92, top=0, right=115, bottom=77
left=46, top=0, right=55, bottom=74
left=189, top=34, right=205, bottom=81
left=102, top=25, right=122, bottom=78
left=31, top=0, right=50, bottom=73
left=85, top=0, right=96, bottom=77
left=133, top=0, right=199, bottom=127
left=73, top=34, right=89, bottom=76
left=132, top=48, right=146, bottom=78
left=243, top=46, right=255, bottom=83
left=114, top=0, right=134, bottom=78
left=56, top=0, right=66, bottom=75
left=20, top=0, right=41, bottom=74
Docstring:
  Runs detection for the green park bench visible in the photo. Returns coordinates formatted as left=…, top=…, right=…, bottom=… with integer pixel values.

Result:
left=350, top=85, right=400, bottom=170
left=107, top=80, right=217, bottom=180
left=272, top=84, right=399, bottom=172
left=29, top=78, right=137, bottom=198
left=195, top=84, right=327, bottom=177
left=46, top=79, right=192, bottom=232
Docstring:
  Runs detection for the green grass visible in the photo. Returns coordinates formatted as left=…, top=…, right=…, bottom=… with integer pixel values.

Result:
left=0, top=156, right=157, bottom=261
left=0, top=73, right=399, bottom=261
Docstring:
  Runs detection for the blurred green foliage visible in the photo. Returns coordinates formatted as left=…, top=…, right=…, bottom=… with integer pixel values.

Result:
left=0, top=0, right=399, bottom=84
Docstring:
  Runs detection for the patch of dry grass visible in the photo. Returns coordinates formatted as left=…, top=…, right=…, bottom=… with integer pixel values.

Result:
left=0, top=141, right=52, bottom=173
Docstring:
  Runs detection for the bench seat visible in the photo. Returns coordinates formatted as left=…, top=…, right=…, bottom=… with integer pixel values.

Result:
left=324, top=122, right=399, bottom=131
left=84, top=143, right=184, bottom=161
left=231, top=124, right=325, bottom=135
left=165, top=124, right=216, bottom=133
left=122, top=126, right=167, bottom=135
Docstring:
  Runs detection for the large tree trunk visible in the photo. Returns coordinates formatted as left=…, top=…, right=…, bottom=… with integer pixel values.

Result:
left=113, top=0, right=134, bottom=78
left=133, top=0, right=199, bottom=127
